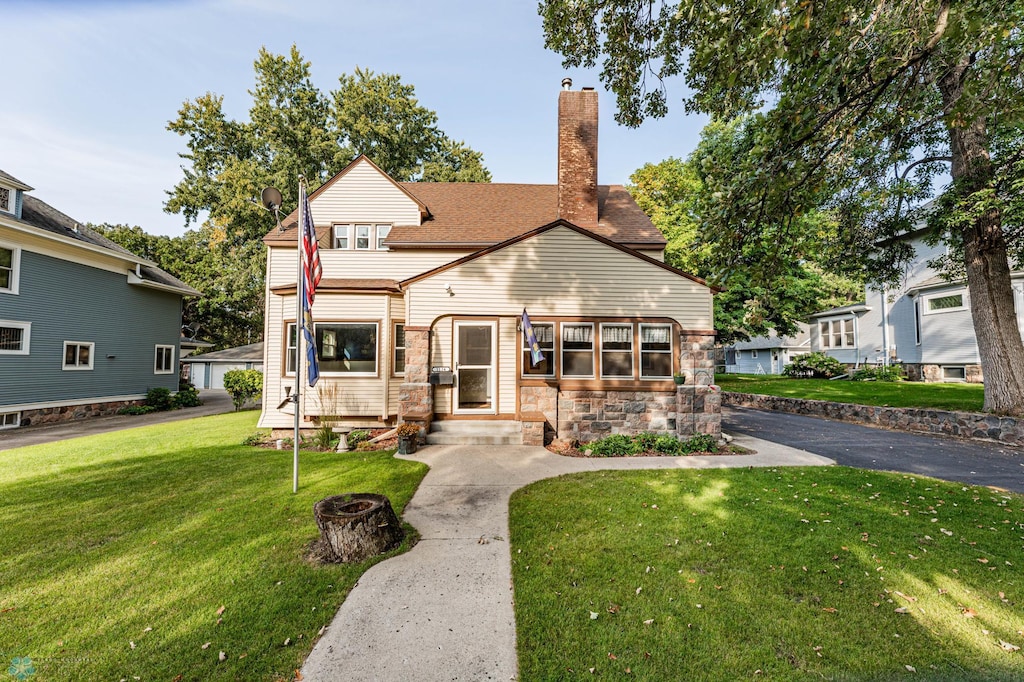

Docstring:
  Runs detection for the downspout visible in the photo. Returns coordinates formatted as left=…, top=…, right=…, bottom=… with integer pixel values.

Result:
left=880, top=286, right=890, bottom=367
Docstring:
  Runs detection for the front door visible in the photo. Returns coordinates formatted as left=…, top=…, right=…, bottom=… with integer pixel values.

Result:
left=453, top=320, right=496, bottom=414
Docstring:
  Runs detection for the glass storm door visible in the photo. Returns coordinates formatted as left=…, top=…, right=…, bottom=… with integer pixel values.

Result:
left=453, top=321, right=496, bottom=414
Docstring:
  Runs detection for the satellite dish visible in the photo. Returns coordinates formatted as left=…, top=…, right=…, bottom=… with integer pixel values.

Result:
left=261, top=186, right=283, bottom=211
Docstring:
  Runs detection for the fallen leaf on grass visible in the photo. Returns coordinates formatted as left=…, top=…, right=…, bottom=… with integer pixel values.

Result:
left=590, top=611, right=599, bottom=620
left=215, top=605, right=226, bottom=616
left=607, top=604, right=620, bottom=614
left=218, top=651, right=226, bottom=662
left=963, top=609, right=977, bottom=618
left=129, top=641, right=136, bottom=650
left=822, top=607, right=837, bottom=613
left=894, top=591, right=917, bottom=603
left=999, top=640, right=1020, bottom=652
left=283, top=638, right=291, bottom=646
left=201, top=642, right=211, bottom=650
left=643, top=619, right=655, bottom=625
left=978, top=558, right=990, bottom=564
left=905, top=665, right=917, bottom=672
left=895, top=607, right=910, bottom=614
left=608, top=653, right=618, bottom=660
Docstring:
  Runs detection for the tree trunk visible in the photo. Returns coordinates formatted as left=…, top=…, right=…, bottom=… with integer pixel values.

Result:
left=313, top=493, right=404, bottom=563
left=939, top=63, right=1024, bottom=415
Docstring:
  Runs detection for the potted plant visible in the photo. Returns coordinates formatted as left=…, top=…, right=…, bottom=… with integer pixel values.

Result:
left=395, top=422, right=421, bottom=455
left=673, top=372, right=687, bottom=385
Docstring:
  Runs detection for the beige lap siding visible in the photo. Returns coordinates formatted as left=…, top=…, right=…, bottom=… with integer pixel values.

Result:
left=404, top=226, right=712, bottom=327
left=307, top=160, right=422, bottom=227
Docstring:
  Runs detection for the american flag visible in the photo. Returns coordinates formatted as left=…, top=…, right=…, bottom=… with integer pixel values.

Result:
left=300, top=181, right=322, bottom=387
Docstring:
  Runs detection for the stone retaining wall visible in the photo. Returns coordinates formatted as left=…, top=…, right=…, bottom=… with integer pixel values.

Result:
left=21, top=399, right=145, bottom=427
left=723, top=391, right=1024, bottom=446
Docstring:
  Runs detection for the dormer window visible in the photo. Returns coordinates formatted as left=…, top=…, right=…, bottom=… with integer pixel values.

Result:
left=332, top=224, right=392, bottom=250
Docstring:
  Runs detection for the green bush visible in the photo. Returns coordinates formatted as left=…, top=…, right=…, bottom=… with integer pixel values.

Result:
left=851, top=365, right=903, bottom=382
left=586, top=434, right=641, bottom=456
left=783, top=352, right=846, bottom=379
left=223, top=369, right=263, bottom=411
left=680, top=433, right=718, bottom=453
left=348, top=430, right=370, bottom=448
left=653, top=434, right=683, bottom=454
left=144, top=387, right=174, bottom=411
left=118, top=405, right=156, bottom=416
left=311, top=424, right=337, bottom=450
left=241, top=431, right=269, bottom=447
left=172, top=385, right=203, bottom=408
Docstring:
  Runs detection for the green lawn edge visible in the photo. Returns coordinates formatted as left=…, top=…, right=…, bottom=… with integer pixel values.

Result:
left=716, top=374, right=985, bottom=413
left=510, top=467, right=1024, bottom=681
left=0, top=412, right=429, bottom=681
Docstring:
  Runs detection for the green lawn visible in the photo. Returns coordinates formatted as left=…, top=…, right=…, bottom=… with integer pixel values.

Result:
left=511, top=467, right=1024, bottom=680
left=716, top=373, right=986, bottom=412
left=0, top=412, right=428, bottom=681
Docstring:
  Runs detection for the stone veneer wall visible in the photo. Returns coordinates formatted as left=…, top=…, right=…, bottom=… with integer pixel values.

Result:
left=20, top=399, right=145, bottom=427
left=398, top=326, right=432, bottom=425
left=724, top=391, right=1024, bottom=446
left=902, top=363, right=983, bottom=384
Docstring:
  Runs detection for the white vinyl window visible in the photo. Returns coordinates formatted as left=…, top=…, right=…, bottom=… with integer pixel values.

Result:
left=751, top=349, right=759, bottom=358
left=354, top=224, right=371, bottom=250
left=640, top=324, right=672, bottom=378
left=393, top=323, right=406, bottom=376
left=286, top=323, right=298, bottom=374
left=316, top=322, right=378, bottom=375
left=561, top=323, right=594, bottom=378
left=0, top=411, right=20, bottom=429
left=0, top=244, right=20, bottom=294
left=63, top=341, right=94, bottom=370
left=943, top=366, right=966, bottom=382
left=819, top=318, right=855, bottom=349
left=0, top=320, right=30, bottom=355
left=376, top=225, right=392, bottom=250
left=155, top=345, right=175, bottom=374
left=332, top=225, right=350, bottom=249
left=522, top=322, right=555, bottom=377
left=924, top=291, right=966, bottom=314
left=600, top=323, right=634, bottom=378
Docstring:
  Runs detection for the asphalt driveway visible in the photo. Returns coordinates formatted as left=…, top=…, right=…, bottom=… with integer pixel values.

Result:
left=724, top=405, right=1024, bottom=493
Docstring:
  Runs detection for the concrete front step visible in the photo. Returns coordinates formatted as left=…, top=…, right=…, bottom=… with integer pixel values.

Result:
left=426, top=420, right=522, bottom=445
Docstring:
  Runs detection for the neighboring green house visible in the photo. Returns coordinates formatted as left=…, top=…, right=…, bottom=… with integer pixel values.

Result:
left=0, top=170, right=201, bottom=428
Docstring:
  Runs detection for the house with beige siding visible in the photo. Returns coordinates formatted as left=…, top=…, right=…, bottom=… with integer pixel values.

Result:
left=258, top=83, right=719, bottom=445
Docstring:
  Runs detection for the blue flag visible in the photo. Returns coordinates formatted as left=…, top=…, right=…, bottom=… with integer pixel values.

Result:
left=522, top=309, right=545, bottom=367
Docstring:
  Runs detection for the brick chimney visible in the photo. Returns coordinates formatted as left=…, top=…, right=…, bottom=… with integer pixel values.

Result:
left=557, top=80, right=599, bottom=227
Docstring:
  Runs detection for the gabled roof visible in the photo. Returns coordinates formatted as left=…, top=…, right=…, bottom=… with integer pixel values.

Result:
left=809, top=302, right=871, bottom=318
left=263, top=156, right=667, bottom=250
left=400, top=219, right=708, bottom=289
left=0, top=169, right=32, bottom=191
left=6, top=193, right=200, bottom=297
left=387, top=183, right=665, bottom=249
left=182, top=342, right=264, bottom=363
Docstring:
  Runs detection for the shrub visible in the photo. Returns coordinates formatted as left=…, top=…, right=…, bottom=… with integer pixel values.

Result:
left=223, top=369, right=263, bottom=411
left=312, top=424, right=337, bottom=451
left=118, top=405, right=156, bottom=416
left=586, top=434, right=641, bottom=456
left=348, top=430, right=370, bottom=448
left=783, top=352, right=846, bottom=379
left=242, top=431, right=269, bottom=447
left=172, top=385, right=203, bottom=408
left=653, top=434, right=683, bottom=454
left=680, top=433, right=718, bottom=454
left=145, top=387, right=174, bottom=411
left=851, top=365, right=903, bottom=382
left=355, top=441, right=379, bottom=452
left=635, top=432, right=659, bottom=451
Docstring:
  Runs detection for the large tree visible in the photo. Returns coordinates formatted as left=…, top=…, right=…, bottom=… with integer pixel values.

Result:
left=160, top=46, right=489, bottom=348
left=542, top=1, right=1024, bottom=414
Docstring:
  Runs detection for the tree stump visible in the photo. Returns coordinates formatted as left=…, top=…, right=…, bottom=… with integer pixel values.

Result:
left=313, top=493, right=404, bottom=563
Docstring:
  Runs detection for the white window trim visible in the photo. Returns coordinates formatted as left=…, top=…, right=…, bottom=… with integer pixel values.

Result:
left=63, top=341, right=94, bottom=371
left=285, top=322, right=298, bottom=376
left=0, top=411, right=20, bottom=430
left=0, top=241, right=21, bottom=295
left=521, top=321, right=555, bottom=378
left=751, top=349, right=758, bottom=358
left=561, top=322, right=595, bottom=379
left=0, top=319, right=30, bottom=355
left=332, top=224, right=351, bottom=249
left=376, top=224, right=392, bottom=250
left=942, top=366, right=967, bottom=382
left=154, top=344, right=175, bottom=374
left=393, top=322, right=406, bottom=377
left=639, top=323, right=673, bottom=379
left=818, top=317, right=857, bottom=349
left=354, top=224, right=372, bottom=250
left=922, top=289, right=968, bottom=315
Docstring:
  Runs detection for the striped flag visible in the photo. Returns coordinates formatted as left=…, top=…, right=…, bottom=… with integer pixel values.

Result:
left=522, top=309, right=545, bottom=367
left=300, top=181, right=322, bottom=387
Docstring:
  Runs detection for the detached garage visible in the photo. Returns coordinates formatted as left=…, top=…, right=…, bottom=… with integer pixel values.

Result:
left=182, top=342, right=264, bottom=390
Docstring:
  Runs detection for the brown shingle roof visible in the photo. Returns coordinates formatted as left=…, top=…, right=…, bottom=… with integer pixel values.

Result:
left=263, top=178, right=666, bottom=250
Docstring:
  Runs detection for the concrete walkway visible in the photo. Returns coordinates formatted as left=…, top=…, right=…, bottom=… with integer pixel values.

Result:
left=300, top=434, right=834, bottom=681
left=0, top=390, right=237, bottom=451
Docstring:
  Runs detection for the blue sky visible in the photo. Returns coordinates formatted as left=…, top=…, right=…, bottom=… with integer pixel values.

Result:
left=3, top=0, right=705, bottom=237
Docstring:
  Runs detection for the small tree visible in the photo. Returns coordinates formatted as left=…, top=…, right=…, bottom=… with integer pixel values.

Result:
left=223, top=369, right=263, bottom=411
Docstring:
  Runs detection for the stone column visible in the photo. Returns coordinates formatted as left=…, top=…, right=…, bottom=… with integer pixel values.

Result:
left=677, top=329, right=721, bottom=437
left=398, top=326, right=433, bottom=424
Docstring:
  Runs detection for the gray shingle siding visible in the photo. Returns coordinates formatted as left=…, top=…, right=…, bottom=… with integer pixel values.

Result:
left=0, top=250, right=181, bottom=408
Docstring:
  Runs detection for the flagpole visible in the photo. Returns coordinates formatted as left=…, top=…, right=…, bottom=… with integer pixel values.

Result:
left=293, top=176, right=306, bottom=494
